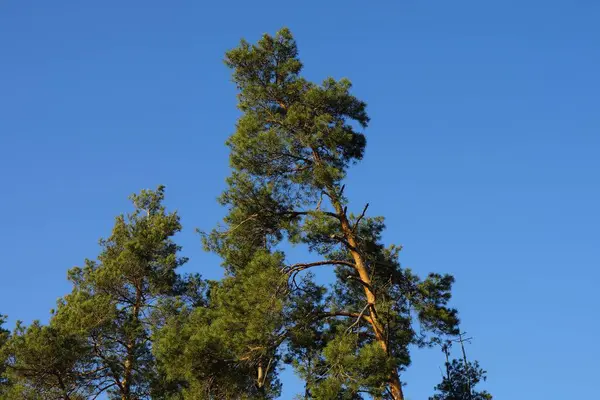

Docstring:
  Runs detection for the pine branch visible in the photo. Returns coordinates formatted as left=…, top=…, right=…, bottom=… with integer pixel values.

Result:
left=277, top=210, right=340, bottom=220
left=352, top=203, right=369, bottom=233
left=345, top=303, right=371, bottom=334
left=283, top=260, right=356, bottom=275
left=317, top=310, right=372, bottom=323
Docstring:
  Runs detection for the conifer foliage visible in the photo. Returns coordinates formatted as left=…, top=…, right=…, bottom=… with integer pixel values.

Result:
left=430, top=337, right=492, bottom=400
left=0, top=29, right=491, bottom=400
left=203, top=28, right=463, bottom=399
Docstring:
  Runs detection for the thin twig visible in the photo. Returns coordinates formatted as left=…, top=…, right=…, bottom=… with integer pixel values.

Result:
left=345, top=303, right=371, bottom=334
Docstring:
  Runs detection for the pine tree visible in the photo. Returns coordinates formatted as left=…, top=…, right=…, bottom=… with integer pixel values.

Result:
left=51, top=186, right=188, bottom=399
left=154, top=250, right=287, bottom=399
left=430, top=337, right=492, bottom=400
left=1, top=320, right=94, bottom=400
left=198, top=28, right=462, bottom=399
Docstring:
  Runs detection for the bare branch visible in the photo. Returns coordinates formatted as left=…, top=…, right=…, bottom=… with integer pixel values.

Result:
left=345, top=275, right=374, bottom=292
left=277, top=210, right=340, bottom=220
left=352, top=203, right=369, bottom=233
left=283, top=260, right=356, bottom=275
left=316, top=192, right=323, bottom=211
left=317, top=310, right=372, bottom=323
left=345, top=303, right=371, bottom=334
left=203, top=214, right=259, bottom=238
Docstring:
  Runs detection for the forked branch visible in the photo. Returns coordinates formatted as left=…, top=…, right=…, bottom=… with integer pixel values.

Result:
left=352, top=203, right=370, bottom=233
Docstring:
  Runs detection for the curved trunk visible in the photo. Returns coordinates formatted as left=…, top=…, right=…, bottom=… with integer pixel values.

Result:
left=331, top=190, right=404, bottom=400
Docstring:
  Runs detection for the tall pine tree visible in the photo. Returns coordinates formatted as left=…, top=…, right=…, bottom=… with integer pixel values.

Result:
left=206, top=28, right=462, bottom=399
left=51, top=185, right=187, bottom=399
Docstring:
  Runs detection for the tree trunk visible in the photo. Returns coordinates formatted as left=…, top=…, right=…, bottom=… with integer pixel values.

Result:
left=55, top=372, right=71, bottom=400
left=331, top=192, right=404, bottom=400
left=121, top=286, right=142, bottom=400
left=307, top=140, right=405, bottom=400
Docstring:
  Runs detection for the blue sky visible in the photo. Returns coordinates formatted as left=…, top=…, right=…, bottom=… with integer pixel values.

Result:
left=1, top=1, right=599, bottom=398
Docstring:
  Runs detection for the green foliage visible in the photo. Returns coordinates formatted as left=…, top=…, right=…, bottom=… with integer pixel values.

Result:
left=204, top=27, right=470, bottom=398
left=199, top=27, right=472, bottom=399
left=1, top=320, right=93, bottom=400
left=50, top=185, right=188, bottom=399
left=154, top=250, right=286, bottom=399
left=224, top=28, right=368, bottom=193
left=431, top=358, right=492, bottom=400
left=307, top=333, right=392, bottom=399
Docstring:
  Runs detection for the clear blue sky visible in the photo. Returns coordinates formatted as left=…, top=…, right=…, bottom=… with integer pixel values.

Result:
left=1, top=1, right=599, bottom=398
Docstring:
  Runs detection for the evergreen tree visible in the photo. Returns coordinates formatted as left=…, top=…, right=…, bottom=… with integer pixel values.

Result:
left=430, top=338, right=492, bottom=400
left=154, top=250, right=287, bottom=399
left=1, top=320, right=94, bottom=400
left=197, top=28, right=462, bottom=399
left=51, top=185, right=187, bottom=399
